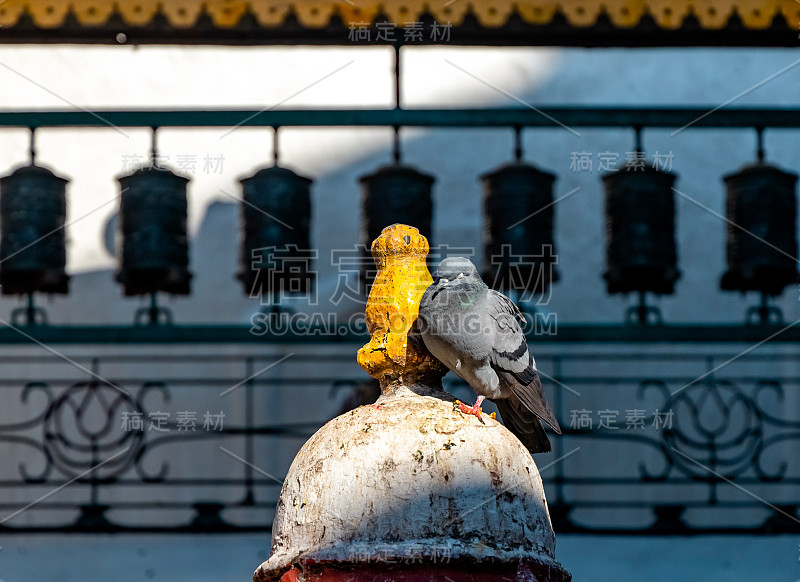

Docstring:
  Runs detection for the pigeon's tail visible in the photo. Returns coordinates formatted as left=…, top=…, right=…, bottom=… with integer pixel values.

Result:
left=495, top=398, right=552, bottom=454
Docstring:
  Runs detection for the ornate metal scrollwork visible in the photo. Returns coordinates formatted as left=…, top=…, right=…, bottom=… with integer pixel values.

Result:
left=43, top=380, right=144, bottom=481
left=2, top=350, right=799, bottom=534
left=661, top=379, right=764, bottom=480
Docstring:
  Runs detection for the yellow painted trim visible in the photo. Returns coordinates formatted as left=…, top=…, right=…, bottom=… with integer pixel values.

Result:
left=9, top=0, right=795, bottom=30
left=117, top=0, right=160, bottom=26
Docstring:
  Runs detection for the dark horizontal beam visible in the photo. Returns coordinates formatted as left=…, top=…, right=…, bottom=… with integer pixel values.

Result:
left=3, top=107, right=800, bottom=130
left=0, top=323, right=797, bottom=344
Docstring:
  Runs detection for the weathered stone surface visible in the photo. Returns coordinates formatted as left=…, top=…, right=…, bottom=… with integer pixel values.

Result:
left=255, top=386, right=561, bottom=581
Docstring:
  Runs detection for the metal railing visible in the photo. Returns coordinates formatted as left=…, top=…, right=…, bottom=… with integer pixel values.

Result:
left=1, top=343, right=798, bottom=534
left=1, top=106, right=800, bottom=128
left=0, top=103, right=798, bottom=533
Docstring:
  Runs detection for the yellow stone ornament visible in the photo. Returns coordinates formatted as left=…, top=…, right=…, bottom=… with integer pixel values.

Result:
left=356, top=223, right=447, bottom=389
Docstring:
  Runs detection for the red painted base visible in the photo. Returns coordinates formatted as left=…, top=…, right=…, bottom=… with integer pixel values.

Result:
left=276, top=559, right=571, bottom=582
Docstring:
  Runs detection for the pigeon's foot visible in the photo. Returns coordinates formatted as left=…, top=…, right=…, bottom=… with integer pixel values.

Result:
left=455, top=395, right=485, bottom=420
left=470, top=395, right=485, bottom=417
left=454, top=399, right=474, bottom=416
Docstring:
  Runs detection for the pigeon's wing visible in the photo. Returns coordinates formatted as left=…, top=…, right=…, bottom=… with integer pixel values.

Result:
left=486, top=290, right=561, bottom=434
left=495, top=398, right=551, bottom=453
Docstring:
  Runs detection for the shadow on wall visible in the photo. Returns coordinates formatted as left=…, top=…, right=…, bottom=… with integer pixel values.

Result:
left=0, top=131, right=467, bottom=326
left=1, top=49, right=800, bottom=325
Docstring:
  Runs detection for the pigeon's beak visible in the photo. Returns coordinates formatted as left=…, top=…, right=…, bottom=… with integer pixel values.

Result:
left=433, top=276, right=449, bottom=286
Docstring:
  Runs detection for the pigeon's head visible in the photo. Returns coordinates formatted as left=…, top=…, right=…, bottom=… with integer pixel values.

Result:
left=433, top=257, right=480, bottom=285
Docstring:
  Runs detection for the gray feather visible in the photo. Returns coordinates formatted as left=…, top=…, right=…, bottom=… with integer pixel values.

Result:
left=419, top=257, right=561, bottom=453
left=486, top=290, right=561, bottom=434
left=495, top=398, right=552, bottom=453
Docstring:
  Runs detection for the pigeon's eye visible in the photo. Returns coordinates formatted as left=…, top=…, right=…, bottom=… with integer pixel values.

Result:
left=403, top=235, right=411, bottom=245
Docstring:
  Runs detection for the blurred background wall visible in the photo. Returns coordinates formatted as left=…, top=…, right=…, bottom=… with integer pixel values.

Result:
left=0, top=44, right=799, bottom=582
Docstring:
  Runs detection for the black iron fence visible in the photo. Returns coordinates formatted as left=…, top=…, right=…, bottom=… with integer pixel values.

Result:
left=1, top=339, right=798, bottom=534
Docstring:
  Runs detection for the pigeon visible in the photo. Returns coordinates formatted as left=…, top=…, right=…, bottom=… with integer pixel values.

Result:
left=418, top=256, right=561, bottom=453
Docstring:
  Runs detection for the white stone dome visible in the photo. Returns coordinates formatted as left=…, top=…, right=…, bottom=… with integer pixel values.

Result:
left=256, top=385, right=563, bottom=580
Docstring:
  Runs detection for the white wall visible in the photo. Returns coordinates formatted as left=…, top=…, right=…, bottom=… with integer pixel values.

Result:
left=0, top=45, right=796, bottom=324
